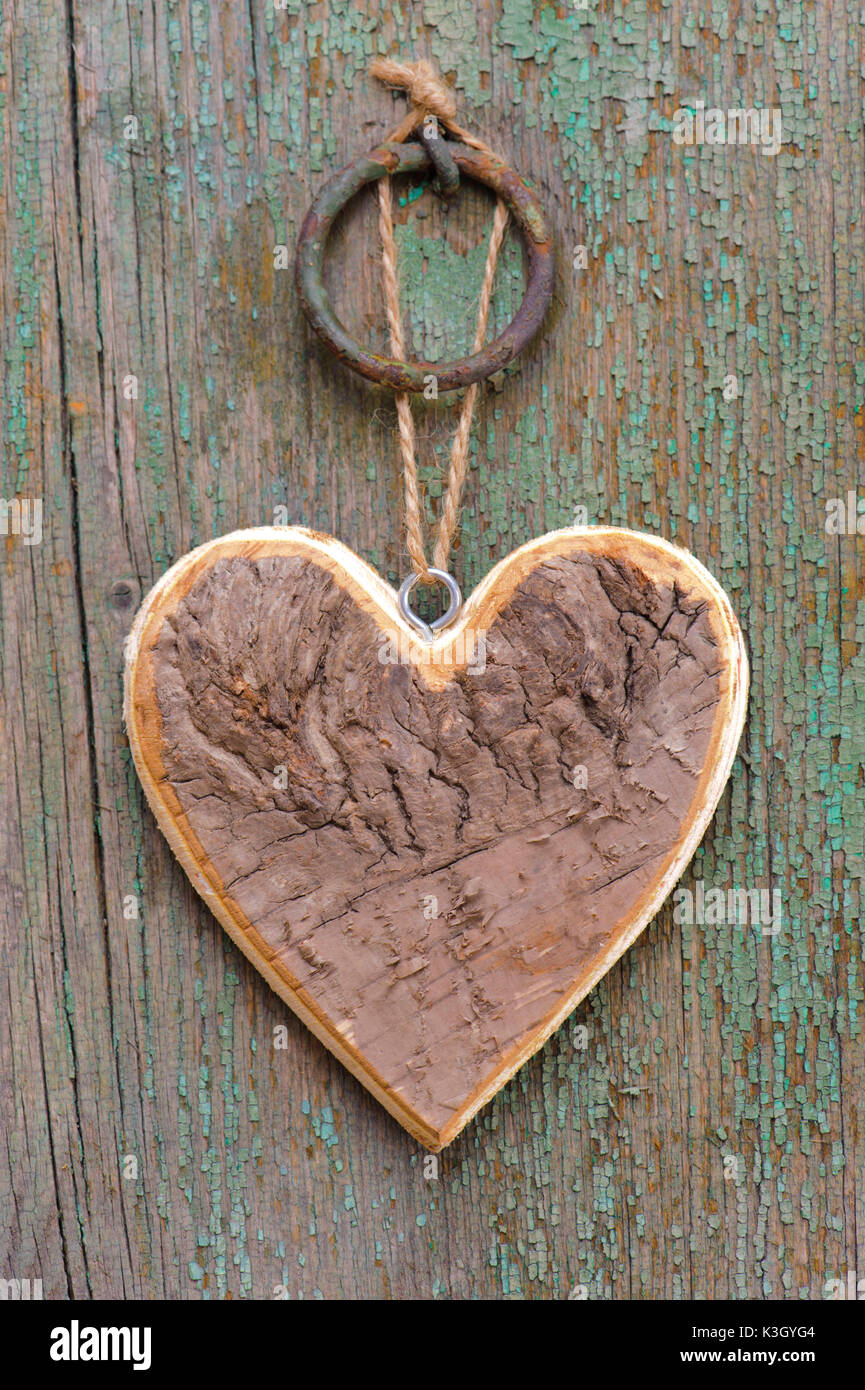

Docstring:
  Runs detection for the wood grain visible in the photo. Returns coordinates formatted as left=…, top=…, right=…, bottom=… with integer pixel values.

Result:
left=1, top=0, right=863, bottom=1299
left=124, top=525, right=746, bottom=1150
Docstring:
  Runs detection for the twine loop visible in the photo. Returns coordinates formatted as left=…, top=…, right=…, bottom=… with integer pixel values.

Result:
left=370, top=58, right=509, bottom=584
left=370, top=58, right=458, bottom=129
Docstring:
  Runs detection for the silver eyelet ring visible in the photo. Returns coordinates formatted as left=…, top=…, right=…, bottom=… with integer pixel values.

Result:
left=398, top=569, right=463, bottom=643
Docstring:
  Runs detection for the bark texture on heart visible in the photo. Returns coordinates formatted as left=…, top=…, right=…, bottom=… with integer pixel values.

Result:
left=124, top=526, right=748, bottom=1150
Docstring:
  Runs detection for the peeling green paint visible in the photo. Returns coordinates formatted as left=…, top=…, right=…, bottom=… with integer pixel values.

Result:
left=1, top=0, right=863, bottom=1301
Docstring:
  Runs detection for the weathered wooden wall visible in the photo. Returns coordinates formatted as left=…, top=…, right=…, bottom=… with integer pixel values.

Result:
left=1, top=0, right=863, bottom=1299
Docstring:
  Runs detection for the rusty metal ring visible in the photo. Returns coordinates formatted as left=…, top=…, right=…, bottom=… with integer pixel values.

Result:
left=295, top=139, right=555, bottom=394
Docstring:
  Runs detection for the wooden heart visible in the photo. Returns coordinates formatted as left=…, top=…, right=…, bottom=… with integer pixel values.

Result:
left=124, top=526, right=747, bottom=1150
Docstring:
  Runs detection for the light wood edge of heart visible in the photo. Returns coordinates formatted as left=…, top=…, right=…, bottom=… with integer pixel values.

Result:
left=123, top=524, right=749, bottom=1153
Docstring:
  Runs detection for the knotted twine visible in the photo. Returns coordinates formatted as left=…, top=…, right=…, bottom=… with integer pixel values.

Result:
left=369, top=58, right=509, bottom=582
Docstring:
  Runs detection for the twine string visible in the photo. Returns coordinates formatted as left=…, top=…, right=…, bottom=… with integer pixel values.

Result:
left=370, top=58, right=509, bottom=582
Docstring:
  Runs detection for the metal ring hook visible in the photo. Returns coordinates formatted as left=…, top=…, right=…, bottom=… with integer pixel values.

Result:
left=398, top=569, right=462, bottom=643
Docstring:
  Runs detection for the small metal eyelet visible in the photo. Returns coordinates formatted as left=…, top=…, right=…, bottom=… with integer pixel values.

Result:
left=398, top=569, right=462, bottom=643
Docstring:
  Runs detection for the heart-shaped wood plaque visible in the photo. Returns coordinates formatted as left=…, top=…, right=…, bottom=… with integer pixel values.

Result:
left=124, top=526, right=747, bottom=1150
